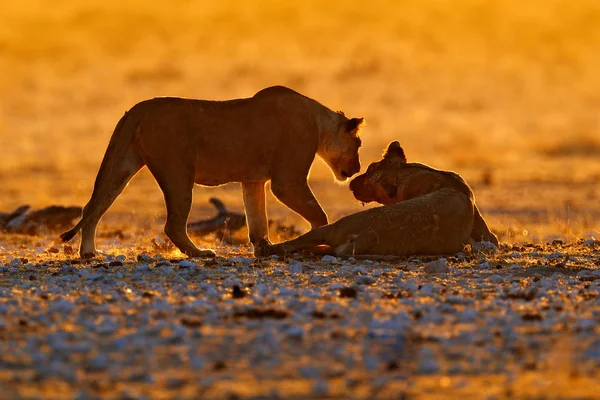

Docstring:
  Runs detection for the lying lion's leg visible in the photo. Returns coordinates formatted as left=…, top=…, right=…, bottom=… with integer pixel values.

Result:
left=270, top=225, right=330, bottom=255
left=147, top=164, right=215, bottom=258
left=471, top=204, right=499, bottom=246
left=79, top=147, right=143, bottom=258
left=331, top=228, right=384, bottom=257
left=271, top=179, right=328, bottom=229
left=242, top=181, right=270, bottom=256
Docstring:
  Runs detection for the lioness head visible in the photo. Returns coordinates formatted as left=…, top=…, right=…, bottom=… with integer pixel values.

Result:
left=318, top=115, right=364, bottom=181
left=349, top=141, right=407, bottom=204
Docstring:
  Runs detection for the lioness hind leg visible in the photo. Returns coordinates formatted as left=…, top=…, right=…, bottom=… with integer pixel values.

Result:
left=242, top=181, right=270, bottom=257
left=79, top=148, right=143, bottom=258
left=147, top=164, right=215, bottom=258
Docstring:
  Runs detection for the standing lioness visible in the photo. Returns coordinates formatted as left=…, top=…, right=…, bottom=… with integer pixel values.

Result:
left=61, top=86, right=364, bottom=258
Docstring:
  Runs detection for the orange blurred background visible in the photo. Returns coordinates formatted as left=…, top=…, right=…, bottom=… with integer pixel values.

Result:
left=1, top=0, right=599, bottom=244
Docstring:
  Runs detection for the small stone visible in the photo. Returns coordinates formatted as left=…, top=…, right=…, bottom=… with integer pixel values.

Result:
left=300, top=366, right=321, bottom=379
left=199, top=283, right=219, bottom=298
left=86, top=354, right=109, bottom=371
left=190, top=356, right=205, bottom=370
left=289, top=261, right=304, bottom=274
left=355, top=275, right=376, bottom=285
left=479, top=262, right=492, bottom=270
left=230, top=257, right=254, bottom=265
left=583, top=239, right=597, bottom=247
left=223, top=275, right=242, bottom=288
left=401, top=280, right=418, bottom=293
left=472, top=241, right=498, bottom=253
left=419, top=283, right=436, bottom=295
left=284, top=325, right=303, bottom=340
left=424, top=258, right=449, bottom=274
left=137, top=254, right=153, bottom=262
left=159, top=266, right=175, bottom=276
left=310, top=275, right=329, bottom=284
left=545, top=252, right=563, bottom=260
left=50, top=299, right=75, bottom=313
left=179, top=260, right=197, bottom=269
left=135, top=264, right=150, bottom=273
left=9, top=258, right=23, bottom=268
left=352, top=266, right=368, bottom=275
left=130, top=272, right=143, bottom=281
left=60, top=264, right=76, bottom=274
left=321, top=255, right=338, bottom=263
left=170, top=275, right=188, bottom=285
left=0, top=266, right=8, bottom=273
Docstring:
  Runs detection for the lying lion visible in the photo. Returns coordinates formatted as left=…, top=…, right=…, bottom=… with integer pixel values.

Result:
left=60, top=86, right=364, bottom=258
left=270, top=141, right=498, bottom=256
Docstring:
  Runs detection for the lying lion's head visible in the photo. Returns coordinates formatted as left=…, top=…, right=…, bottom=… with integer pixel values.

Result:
left=319, top=115, right=364, bottom=181
left=349, top=141, right=407, bottom=204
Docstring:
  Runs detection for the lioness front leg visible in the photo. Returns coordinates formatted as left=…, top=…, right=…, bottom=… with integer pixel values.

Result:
left=271, top=178, right=328, bottom=229
left=242, top=181, right=271, bottom=257
left=147, top=163, right=215, bottom=258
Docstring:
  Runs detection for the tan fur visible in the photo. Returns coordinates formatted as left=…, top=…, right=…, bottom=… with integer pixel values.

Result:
left=60, top=86, right=364, bottom=258
left=270, top=141, right=498, bottom=257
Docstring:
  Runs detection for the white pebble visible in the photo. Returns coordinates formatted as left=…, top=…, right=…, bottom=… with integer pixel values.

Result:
left=352, top=266, right=368, bottom=275
left=356, top=275, right=376, bottom=285
left=424, top=259, right=448, bottom=274
left=135, top=264, right=150, bottom=273
left=289, top=262, right=304, bottom=274
left=178, top=260, right=197, bottom=269
left=472, top=241, right=498, bottom=253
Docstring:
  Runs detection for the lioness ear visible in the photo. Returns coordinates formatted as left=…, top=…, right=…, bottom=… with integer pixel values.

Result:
left=346, top=117, right=365, bottom=133
left=384, top=141, right=407, bottom=163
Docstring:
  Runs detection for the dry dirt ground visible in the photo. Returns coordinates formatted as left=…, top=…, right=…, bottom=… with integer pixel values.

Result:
left=1, top=0, right=600, bottom=398
left=0, top=238, right=599, bottom=399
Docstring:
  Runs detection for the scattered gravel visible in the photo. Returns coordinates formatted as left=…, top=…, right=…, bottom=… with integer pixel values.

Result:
left=0, top=240, right=598, bottom=398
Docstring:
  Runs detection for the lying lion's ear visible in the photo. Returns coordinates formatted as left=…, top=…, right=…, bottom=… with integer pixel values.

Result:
left=384, top=141, right=407, bottom=163
left=346, top=117, right=365, bottom=133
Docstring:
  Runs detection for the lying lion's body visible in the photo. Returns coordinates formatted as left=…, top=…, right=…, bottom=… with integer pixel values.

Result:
left=61, top=86, right=364, bottom=257
left=271, top=142, right=498, bottom=256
